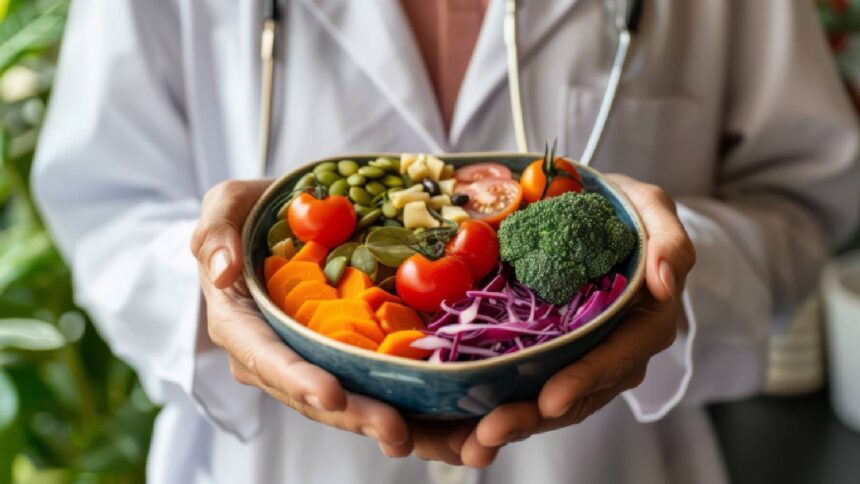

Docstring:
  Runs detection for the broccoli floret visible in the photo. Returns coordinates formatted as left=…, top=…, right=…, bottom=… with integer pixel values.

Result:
left=498, top=192, right=635, bottom=304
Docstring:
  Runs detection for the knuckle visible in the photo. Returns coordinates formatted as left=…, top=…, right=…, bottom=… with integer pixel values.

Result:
left=607, top=354, right=637, bottom=387
left=229, top=359, right=253, bottom=385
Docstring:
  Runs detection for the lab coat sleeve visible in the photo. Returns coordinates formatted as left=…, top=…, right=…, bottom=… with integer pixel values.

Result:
left=623, top=0, right=860, bottom=421
left=32, top=0, right=264, bottom=439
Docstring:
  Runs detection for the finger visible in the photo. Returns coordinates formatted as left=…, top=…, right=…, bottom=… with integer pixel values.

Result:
left=378, top=441, right=413, bottom=458
left=190, top=179, right=272, bottom=288
left=606, top=175, right=696, bottom=302
left=475, top=401, right=541, bottom=447
left=459, top=430, right=502, bottom=469
left=411, top=421, right=464, bottom=465
left=538, top=304, right=675, bottom=418
left=207, top=305, right=347, bottom=412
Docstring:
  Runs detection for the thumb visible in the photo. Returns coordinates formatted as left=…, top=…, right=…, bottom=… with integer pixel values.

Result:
left=191, top=179, right=272, bottom=288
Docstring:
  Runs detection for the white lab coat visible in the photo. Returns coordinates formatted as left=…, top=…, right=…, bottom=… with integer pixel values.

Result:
left=32, top=0, right=860, bottom=483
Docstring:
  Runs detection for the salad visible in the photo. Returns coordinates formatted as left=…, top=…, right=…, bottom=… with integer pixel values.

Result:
left=263, top=148, right=635, bottom=362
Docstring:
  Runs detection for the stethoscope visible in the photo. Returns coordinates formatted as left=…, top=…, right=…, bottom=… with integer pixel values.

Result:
left=258, top=0, right=644, bottom=173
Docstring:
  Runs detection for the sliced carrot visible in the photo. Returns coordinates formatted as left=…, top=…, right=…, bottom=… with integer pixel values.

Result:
left=328, top=330, right=379, bottom=351
left=336, top=267, right=374, bottom=298
left=307, top=299, right=375, bottom=331
left=292, top=240, right=328, bottom=266
left=283, top=281, right=338, bottom=317
left=377, top=330, right=432, bottom=359
left=295, top=299, right=324, bottom=326
left=356, top=286, right=403, bottom=311
left=264, top=256, right=289, bottom=282
left=266, top=261, right=326, bottom=309
left=376, top=302, right=425, bottom=334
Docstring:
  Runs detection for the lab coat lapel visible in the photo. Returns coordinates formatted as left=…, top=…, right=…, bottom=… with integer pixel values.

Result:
left=451, top=0, right=582, bottom=149
left=296, top=0, right=448, bottom=152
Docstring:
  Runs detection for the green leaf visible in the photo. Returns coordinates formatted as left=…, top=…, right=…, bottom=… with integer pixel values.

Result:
left=0, top=318, right=65, bottom=351
left=0, top=0, right=67, bottom=75
left=365, top=227, right=417, bottom=267
left=0, top=229, right=54, bottom=293
left=0, top=369, right=18, bottom=429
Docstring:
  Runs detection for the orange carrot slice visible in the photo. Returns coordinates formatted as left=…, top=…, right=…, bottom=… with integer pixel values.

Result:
left=336, top=267, right=374, bottom=298
left=356, top=287, right=403, bottom=311
left=377, top=330, right=432, bottom=359
left=264, top=256, right=289, bottom=282
left=295, top=300, right=324, bottom=326
left=328, top=330, right=379, bottom=351
left=307, top=299, right=375, bottom=331
left=292, top=240, right=328, bottom=266
left=283, top=281, right=338, bottom=317
left=266, top=261, right=326, bottom=309
left=376, top=302, right=425, bottom=334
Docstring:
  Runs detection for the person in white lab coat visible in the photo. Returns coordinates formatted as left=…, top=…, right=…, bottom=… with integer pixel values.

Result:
left=32, top=0, right=860, bottom=483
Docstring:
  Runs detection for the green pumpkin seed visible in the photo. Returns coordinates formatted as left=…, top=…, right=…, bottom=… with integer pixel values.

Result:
left=337, top=160, right=360, bottom=176
left=327, top=242, right=360, bottom=264
left=324, top=256, right=348, bottom=285
left=347, top=174, right=366, bottom=186
left=316, top=171, right=341, bottom=187
left=349, top=186, right=373, bottom=206
left=276, top=198, right=292, bottom=219
left=370, top=191, right=386, bottom=207
left=351, top=245, right=378, bottom=280
left=357, top=209, right=382, bottom=230
left=365, top=181, right=386, bottom=196
left=381, top=174, right=404, bottom=188
left=357, top=166, right=385, bottom=178
left=328, top=179, right=349, bottom=196
left=381, top=200, right=398, bottom=218
left=294, top=173, right=317, bottom=190
left=313, top=161, right=338, bottom=175
left=368, top=158, right=395, bottom=171
left=267, top=220, right=294, bottom=249
left=353, top=203, right=372, bottom=217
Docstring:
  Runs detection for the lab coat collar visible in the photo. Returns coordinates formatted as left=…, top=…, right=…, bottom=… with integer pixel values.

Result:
left=451, top=0, right=582, bottom=149
left=296, top=0, right=581, bottom=152
left=296, top=0, right=448, bottom=152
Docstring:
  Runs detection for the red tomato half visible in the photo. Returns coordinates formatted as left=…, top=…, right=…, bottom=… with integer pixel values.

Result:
left=445, top=220, right=500, bottom=281
left=396, top=254, right=473, bottom=313
left=287, top=192, right=356, bottom=248
left=455, top=178, right=523, bottom=228
left=454, top=163, right=512, bottom=184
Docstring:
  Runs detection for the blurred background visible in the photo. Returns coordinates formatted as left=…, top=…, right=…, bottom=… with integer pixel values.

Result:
left=0, top=1, right=858, bottom=483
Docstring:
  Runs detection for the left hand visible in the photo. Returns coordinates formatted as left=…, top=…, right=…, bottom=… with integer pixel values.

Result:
left=447, top=175, right=697, bottom=467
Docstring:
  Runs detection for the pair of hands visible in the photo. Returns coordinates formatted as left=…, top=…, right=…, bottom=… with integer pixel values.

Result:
left=190, top=175, right=695, bottom=467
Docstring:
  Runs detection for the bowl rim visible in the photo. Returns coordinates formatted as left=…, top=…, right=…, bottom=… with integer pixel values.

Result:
left=242, top=152, right=648, bottom=372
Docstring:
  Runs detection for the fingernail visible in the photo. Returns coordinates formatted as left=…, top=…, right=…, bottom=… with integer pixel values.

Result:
left=659, top=260, right=676, bottom=297
left=304, top=395, right=324, bottom=411
left=209, top=249, right=229, bottom=282
left=550, top=403, right=571, bottom=419
left=362, top=426, right=380, bottom=441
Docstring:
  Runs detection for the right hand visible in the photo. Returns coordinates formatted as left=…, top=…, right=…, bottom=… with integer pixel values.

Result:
left=190, top=179, right=412, bottom=455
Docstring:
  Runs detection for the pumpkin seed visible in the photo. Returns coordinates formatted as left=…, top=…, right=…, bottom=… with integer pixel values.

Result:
left=381, top=174, right=404, bottom=188
left=324, top=256, right=348, bottom=285
left=267, top=220, right=294, bottom=249
left=368, top=157, right=395, bottom=171
left=381, top=200, right=397, bottom=218
left=353, top=204, right=372, bottom=217
left=383, top=219, right=403, bottom=228
left=356, top=209, right=382, bottom=230
left=351, top=245, right=379, bottom=280
left=328, top=178, right=349, bottom=196
left=313, top=161, right=338, bottom=175
left=294, top=173, right=317, bottom=190
left=365, top=181, right=386, bottom=196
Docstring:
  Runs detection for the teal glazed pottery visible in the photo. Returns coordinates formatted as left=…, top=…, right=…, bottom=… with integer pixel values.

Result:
left=242, top=153, right=647, bottom=418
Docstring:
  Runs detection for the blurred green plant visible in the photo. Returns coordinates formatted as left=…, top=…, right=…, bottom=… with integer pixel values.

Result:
left=1, top=1, right=157, bottom=483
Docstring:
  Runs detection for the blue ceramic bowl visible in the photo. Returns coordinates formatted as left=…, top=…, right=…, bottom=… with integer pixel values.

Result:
left=242, top=153, right=646, bottom=418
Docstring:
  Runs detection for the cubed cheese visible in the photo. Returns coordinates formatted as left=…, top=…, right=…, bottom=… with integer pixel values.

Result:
left=441, top=206, right=470, bottom=224
left=404, top=201, right=441, bottom=230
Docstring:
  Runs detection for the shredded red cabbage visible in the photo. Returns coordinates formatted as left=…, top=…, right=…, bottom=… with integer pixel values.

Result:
left=413, top=265, right=628, bottom=362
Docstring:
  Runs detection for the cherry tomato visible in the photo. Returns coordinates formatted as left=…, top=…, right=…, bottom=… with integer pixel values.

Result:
left=455, top=178, right=522, bottom=228
left=520, top=157, right=582, bottom=203
left=396, top=254, right=473, bottom=313
left=445, top=220, right=499, bottom=281
left=454, top=163, right=512, bottom=184
left=287, top=192, right=356, bottom=248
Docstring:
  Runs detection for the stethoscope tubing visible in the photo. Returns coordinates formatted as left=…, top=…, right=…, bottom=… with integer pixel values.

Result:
left=258, top=0, right=643, bottom=173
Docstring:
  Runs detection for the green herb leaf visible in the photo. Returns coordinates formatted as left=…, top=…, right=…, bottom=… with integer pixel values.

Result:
left=351, top=245, right=378, bottom=280
left=365, top=227, right=418, bottom=267
left=326, top=242, right=360, bottom=265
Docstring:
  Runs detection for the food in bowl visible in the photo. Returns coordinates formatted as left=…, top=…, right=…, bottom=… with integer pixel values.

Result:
left=261, top=151, right=635, bottom=363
